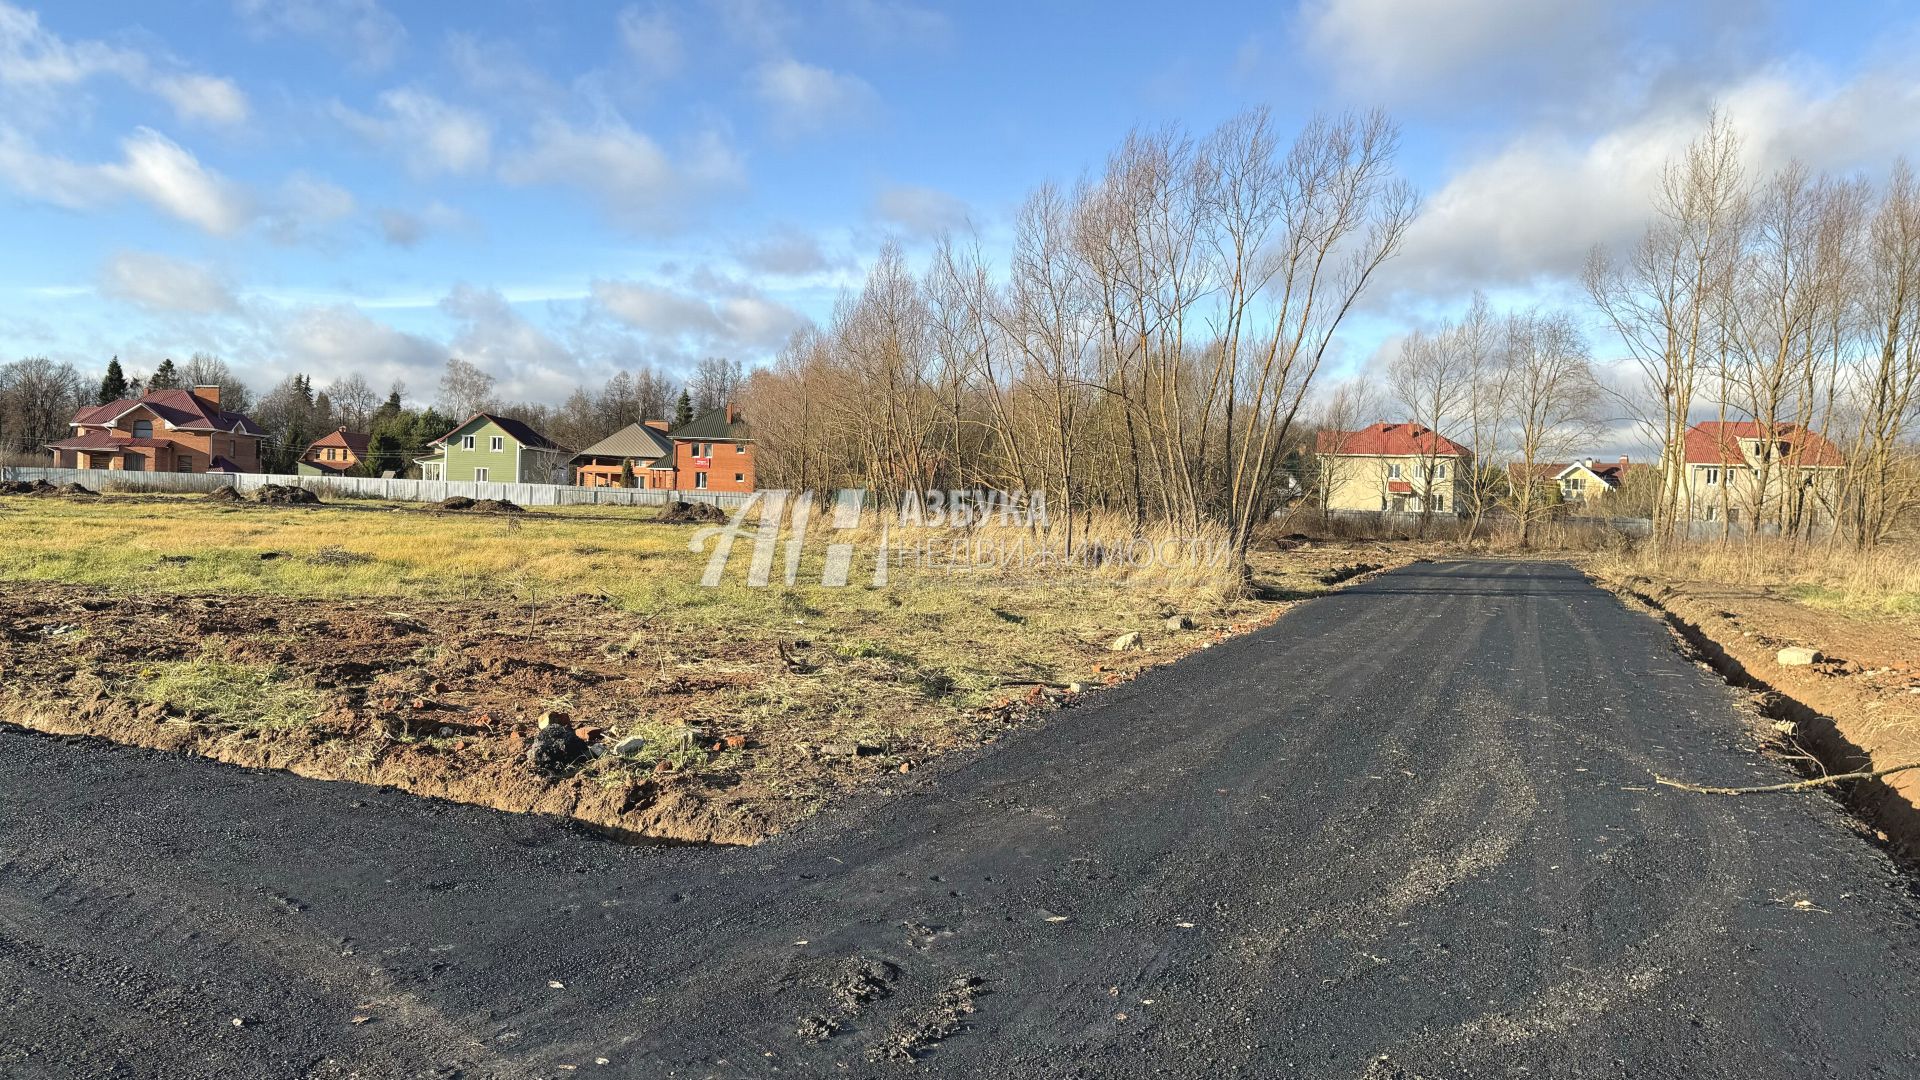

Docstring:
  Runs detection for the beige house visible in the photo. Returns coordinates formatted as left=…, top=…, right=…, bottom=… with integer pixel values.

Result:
left=1673, top=421, right=1845, bottom=526
left=1315, top=422, right=1471, bottom=513
left=1508, top=456, right=1640, bottom=504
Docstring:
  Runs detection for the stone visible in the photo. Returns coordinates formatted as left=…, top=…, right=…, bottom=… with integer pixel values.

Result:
left=537, top=710, right=571, bottom=729
left=612, top=734, right=647, bottom=758
left=1776, top=647, right=1821, bottom=667
left=1110, top=631, right=1142, bottom=652
left=1164, top=614, right=1193, bottom=631
left=1067, top=681, right=1089, bottom=694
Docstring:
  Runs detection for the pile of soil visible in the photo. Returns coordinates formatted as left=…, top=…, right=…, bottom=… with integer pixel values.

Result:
left=661, top=500, right=729, bottom=524
left=253, top=484, right=321, bottom=505
left=435, top=496, right=524, bottom=513
left=205, top=486, right=244, bottom=502
left=1, top=479, right=94, bottom=497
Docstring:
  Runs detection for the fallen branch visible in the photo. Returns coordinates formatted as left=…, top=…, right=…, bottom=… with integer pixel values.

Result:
left=1653, top=761, right=1920, bottom=795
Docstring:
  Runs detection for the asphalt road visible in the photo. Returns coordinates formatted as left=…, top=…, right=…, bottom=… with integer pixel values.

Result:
left=3, top=560, right=1918, bottom=1079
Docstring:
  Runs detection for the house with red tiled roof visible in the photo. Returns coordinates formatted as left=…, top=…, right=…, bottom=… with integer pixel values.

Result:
left=1313, top=422, right=1470, bottom=513
left=298, top=428, right=372, bottom=476
left=1674, top=421, right=1845, bottom=526
left=47, top=385, right=263, bottom=474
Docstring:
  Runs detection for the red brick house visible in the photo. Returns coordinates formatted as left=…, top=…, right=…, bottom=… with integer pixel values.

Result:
left=666, top=404, right=754, bottom=493
left=299, top=428, right=372, bottom=475
left=571, top=421, right=676, bottom=489
left=48, top=386, right=263, bottom=474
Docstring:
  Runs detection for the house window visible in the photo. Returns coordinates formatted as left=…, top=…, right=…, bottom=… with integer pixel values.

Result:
left=1435, top=464, right=1446, bottom=480
left=734, top=473, right=745, bottom=483
left=1387, top=463, right=1402, bottom=479
left=1705, top=467, right=1720, bottom=486
left=474, top=467, right=489, bottom=482
left=735, top=444, right=746, bottom=454
left=1434, top=495, right=1446, bottom=512
left=490, top=436, right=504, bottom=452
left=132, top=420, right=152, bottom=438
left=1705, top=504, right=1717, bottom=522
left=176, top=455, right=194, bottom=473
left=694, top=472, right=708, bottom=489
left=462, top=435, right=476, bottom=450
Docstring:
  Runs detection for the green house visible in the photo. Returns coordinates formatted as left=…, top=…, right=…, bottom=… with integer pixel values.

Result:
left=415, top=413, right=569, bottom=484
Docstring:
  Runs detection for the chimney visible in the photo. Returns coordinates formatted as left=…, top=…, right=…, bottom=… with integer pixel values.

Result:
left=644, top=419, right=669, bottom=431
left=1619, top=454, right=1630, bottom=468
left=725, top=401, right=736, bottom=424
left=193, top=384, right=221, bottom=407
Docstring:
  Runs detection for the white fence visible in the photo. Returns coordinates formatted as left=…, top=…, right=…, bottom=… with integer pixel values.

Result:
left=0, top=466, right=755, bottom=511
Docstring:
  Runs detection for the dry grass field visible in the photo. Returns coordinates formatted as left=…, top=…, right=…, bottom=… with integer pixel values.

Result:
left=0, top=490, right=1417, bottom=842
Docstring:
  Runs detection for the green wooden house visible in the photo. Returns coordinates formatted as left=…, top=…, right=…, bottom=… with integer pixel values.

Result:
left=415, top=413, right=569, bottom=484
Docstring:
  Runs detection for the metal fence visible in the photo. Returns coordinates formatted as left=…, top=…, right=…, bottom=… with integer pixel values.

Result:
left=0, top=465, right=755, bottom=511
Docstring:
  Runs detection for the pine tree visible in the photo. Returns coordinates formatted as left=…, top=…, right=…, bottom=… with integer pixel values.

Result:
left=148, top=358, right=180, bottom=390
left=619, top=458, right=636, bottom=488
left=674, top=389, right=694, bottom=427
left=98, top=358, right=128, bottom=404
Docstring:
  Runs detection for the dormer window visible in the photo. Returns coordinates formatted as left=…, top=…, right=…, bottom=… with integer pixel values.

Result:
left=132, top=420, right=152, bottom=439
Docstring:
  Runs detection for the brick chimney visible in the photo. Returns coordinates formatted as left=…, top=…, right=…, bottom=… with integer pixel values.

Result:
left=193, top=384, right=221, bottom=407
left=1619, top=454, right=1630, bottom=468
left=725, top=401, right=735, bottom=424
left=644, top=419, right=669, bottom=431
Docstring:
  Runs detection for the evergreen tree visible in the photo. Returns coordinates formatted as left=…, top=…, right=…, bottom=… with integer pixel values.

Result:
left=619, top=458, right=636, bottom=488
left=98, top=358, right=128, bottom=404
left=148, top=358, right=180, bottom=390
left=674, top=389, right=694, bottom=427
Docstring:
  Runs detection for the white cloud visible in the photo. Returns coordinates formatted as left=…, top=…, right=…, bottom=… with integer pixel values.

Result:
left=98, top=251, right=239, bottom=314
left=592, top=273, right=807, bottom=353
left=0, top=127, right=251, bottom=234
left=234, top=0, right=407, bottom=72
left=1386, top=58, right=1920, bottom=300
left=1300, top=0, right=1631, bottom=104
left=709, top=0, right=794, bottom=54
left=264, top=172, right=357, bottom=245
left=617, top=5, right=682, bottom=76
left=752, top=58, right=876, bottom=132
left=265, top=302, right=445, bottom=388
left=150, top=74, right=250, bottom=126
left=500, top=118, right=743, bottom=233
left=335, top=88, right=492, bottom=177
left=734, top=226, right=839, bottom=275
left=871, top=183, right=969, bottom=236
left=834, top=0, right=951, bottom=46
left=0, top=2, right=250, bottom=127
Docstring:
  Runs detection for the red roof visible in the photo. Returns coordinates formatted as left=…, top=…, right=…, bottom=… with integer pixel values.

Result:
left=71, top=388, right=263, bottom=437
left=306, top=428, right=371, bottom=456
left=46, top=431, right=173, bottom=451
left=1316, top=422, right=1469, bottom=458
left=1682, top=422, right=1843, bottom=467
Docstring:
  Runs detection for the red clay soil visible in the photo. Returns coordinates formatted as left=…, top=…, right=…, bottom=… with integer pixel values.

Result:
left=1602, top=573, right=1920, bottom=859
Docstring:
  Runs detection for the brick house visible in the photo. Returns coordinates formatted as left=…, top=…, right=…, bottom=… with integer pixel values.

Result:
left=298, top=428, right=372, bottom=476
left=571, top=421, right=676, bottom=488
left=667, top=404, right=754, bottom=493
left=1313, top=422, right=1469, bottom=513
left=48, top=385, right=263, bottom=474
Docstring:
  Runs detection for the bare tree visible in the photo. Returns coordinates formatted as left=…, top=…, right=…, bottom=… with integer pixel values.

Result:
left=1843, top=159, right=1920, bottom=545
left=325, top=372, right=378, bottom=430
left=0, top=356, right=86, bottom=461
left=436, top=357, right=497, bottom=417
left=1586, top=112, right=1747, bottom=548
left=1501, top=309, right=1601, bottom=545
left=181, top=353, right=254, bottom=415
left=1389, top=325, right=1474, bottom=534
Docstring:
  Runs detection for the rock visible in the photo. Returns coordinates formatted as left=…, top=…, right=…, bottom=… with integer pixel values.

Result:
left=820, top=740, right=883, bottom=757
left=1110, top=631, right=1142, bottom=652
left=612, top=734, right=647, bottom=758
left=1164, top=615, right=1193, bottom=631
left=575, top=725, right=604, bottom=743
left=1776, top=647, right=1821, bottom=667
left=525, top=725, right=588, bottom=776
left=538, top=710, right=571, bottom=728
left=720, top=734, right=747, bottom=751
left=1067, top=681, right=1089, bottom=694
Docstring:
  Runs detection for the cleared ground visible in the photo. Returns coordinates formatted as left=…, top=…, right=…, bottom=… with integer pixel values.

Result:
left=2, top=560, right=1916, bottom=1079
left=0, top=491, right=1404, bottom=840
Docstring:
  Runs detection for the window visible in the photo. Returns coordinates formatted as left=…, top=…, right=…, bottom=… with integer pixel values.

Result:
left=132, top=420, right=152, bottom=438
left=1387, top=463, right=1403, bottom=479
left=734, top=473, right=745, bottom=483
left=1705, top=467, right=1720, bottom=486
left=490, top=436, right=504, bottom=452
left=1705, top=504, right=1717, bottom=522
left=735, top=444, right=746, bottom=454
left=694, top=472, right=708, bottom=489
left=1433, top=495, right=1446, bottom=512
left=176, top=455, right=194, bottom=473
left=474, top=467, right=489, bottom=482
left=1435, top=464, right=1446, bottom=479
left=462, top=435, right=475, bottom=450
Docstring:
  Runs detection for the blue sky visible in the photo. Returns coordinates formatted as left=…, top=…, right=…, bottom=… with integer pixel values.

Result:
left=4, top=0, right=1919, bottom=427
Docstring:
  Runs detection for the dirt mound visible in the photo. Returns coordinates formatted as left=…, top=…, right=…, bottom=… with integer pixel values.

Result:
left=253, top=484, right=321, bottom=505
left=206, top=486, right=244, bottom=502
left=661, top=500, right=729, bottom=525
left=0, top=479, right=54, bottom=495
left=435, top=496, right=523, bottom=513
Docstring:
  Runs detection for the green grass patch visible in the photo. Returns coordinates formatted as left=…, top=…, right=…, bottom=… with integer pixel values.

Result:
left=131, top=655, right=323, bottom=730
